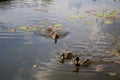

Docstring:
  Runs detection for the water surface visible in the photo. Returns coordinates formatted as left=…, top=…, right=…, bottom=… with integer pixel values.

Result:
left=0, top=0, right=120, bottom=80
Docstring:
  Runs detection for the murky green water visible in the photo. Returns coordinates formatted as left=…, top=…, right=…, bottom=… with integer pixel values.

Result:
left=0, top=0, right=120, bottom=80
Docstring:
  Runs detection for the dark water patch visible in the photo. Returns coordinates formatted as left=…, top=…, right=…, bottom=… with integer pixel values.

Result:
left=102, top=23, right=120, bottom=35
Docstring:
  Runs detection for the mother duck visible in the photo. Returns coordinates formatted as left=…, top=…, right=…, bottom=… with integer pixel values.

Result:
left=74, top=57, right=91, bottom=67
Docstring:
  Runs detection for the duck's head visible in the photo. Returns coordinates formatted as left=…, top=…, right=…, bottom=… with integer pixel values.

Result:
left=74, top=57, right=82, bottom=66
left=75, top=57, right=80, bottom=62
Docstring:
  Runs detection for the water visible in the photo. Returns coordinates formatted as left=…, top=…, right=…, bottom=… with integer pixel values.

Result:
left=0, top=0, right=120, bottom=80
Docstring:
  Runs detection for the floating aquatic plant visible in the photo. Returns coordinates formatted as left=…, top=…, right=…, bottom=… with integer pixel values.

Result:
left=53, top=24, right=63, bottom=27
left=108, top=72, right=117, bottom=76
left=97, top=13, right=105, bottom=17
left=83, top=21, right=94, bottom=25
left=95, top=67, right=103, bottom=72
left=18, top=26, right=27, bottom=30
left=104, top=21, right=113, bottom=24
left=68, top=15, right=87, bottom=19
left=7, top=28, right=16, bottom=32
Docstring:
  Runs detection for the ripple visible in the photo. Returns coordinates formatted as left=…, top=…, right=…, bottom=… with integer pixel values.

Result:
left=34, top=26, right=69, bottom=39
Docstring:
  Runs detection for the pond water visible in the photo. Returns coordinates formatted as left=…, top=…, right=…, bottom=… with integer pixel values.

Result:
left=0, top=0, right=120, bottom=80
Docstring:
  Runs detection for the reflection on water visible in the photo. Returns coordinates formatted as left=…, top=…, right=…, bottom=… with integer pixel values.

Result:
left=0, top=0, right=120, bottom=80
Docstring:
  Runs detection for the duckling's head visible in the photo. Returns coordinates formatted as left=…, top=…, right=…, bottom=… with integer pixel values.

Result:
left=46, top=27, right=52, bottom=32
left=59, top=53, right=65, bottom=63
left=60, top=53, right=65, bottom=59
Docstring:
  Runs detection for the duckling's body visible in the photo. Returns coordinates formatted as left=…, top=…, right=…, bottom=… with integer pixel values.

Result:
left=44, top=27, right=60, bottom=44
left=59, top=52, right=73, bottom=63
left=46, top=27, right=52, bottom=33
left=51, top=32, right=59, bottom=44
left=60, top=52, right=73, bottom=59
left=74, top=57, right=90, bottom=67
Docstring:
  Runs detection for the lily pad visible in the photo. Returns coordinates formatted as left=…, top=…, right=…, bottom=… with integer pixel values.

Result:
left=53, top=24, right=63, bottom=27
left=68, top=15, right=87, bottom=19
left=7, top=28, right=16, bottom=32
left=18, top=26, right=27, bottom=30
left=108, top=72, right=117, bottom=76
left=104, top=21, right=113, bottom=24
left=83, top=21, right=94, bottom=25
left=97, top=13, right=105, bottom=17
left=95, top=67, right=103, bottom=72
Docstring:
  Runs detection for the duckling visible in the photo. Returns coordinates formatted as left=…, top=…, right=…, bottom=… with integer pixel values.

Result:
left=46, top=27, right=52, bottom=33
left=74, top=57, right=90, bottom=67
left=59, top=53, right=65, bottom=63
left=51, top=32, right=59, bottom=44
left=60, top=52, right=73, bottom=59
left=59, top=52, right=73, bottom=63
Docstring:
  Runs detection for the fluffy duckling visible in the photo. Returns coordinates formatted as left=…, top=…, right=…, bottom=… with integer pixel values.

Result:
left=45, top=27, right=59, bottom=44
left=51, top=32, right=59, bottom=44
left=74, top=57, right=90, bottom=67
left=60, top=52, right=73, bottom=59
left=59, top=52, right=73, bottom=63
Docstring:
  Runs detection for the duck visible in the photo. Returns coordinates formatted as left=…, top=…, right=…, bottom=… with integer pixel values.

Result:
left=74, top=57, right=91, bottom=67
left=44, top=27, right=60, bottom=44
left=51, top=32, right=59, bottom=44
left=59, top=52, right=73, bottom=63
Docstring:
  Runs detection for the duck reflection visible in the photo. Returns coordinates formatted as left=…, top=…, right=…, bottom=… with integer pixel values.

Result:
left=73, top=66, right=80, bottom=73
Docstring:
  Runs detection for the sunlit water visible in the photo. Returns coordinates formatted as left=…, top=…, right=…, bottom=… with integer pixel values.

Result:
left=0, top=0, right=120, bottom=80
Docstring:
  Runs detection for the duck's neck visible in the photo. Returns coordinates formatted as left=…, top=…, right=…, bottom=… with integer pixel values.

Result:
left=75, top=57, right=79, bottom=62
left=60, top=54, right=65, bottom=59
